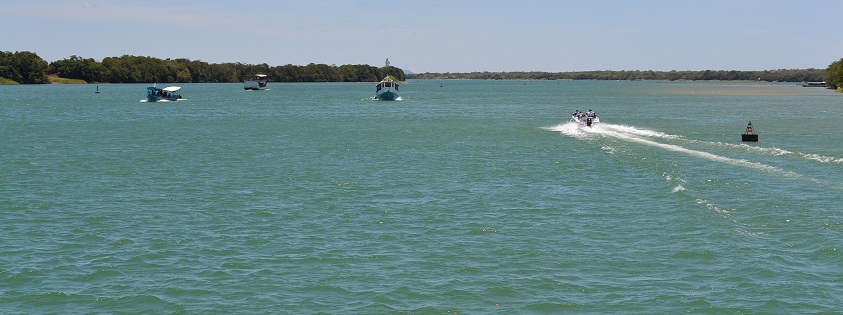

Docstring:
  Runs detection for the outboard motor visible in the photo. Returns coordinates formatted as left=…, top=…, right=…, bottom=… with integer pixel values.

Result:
left=586, top=117, right=593, bottom=127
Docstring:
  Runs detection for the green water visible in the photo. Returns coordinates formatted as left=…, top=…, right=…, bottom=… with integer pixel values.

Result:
left=2, top=81, right=842, bottom=314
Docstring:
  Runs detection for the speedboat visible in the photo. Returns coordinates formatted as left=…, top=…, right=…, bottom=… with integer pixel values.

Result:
left=571, top=113, right=600, bottom=127
left=374, top=76, right=400, bottom=100
left=244, top=74, right=268, bottom=90
left=147, top=84, right=183, bottom=102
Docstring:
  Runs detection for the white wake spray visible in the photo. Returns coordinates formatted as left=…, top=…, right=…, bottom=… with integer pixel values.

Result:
left=545, top=122, right=800, bottom=178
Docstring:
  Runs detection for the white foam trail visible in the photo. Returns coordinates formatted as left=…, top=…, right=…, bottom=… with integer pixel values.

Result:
left=697, top=141, right=843, bottom=164
left=550, top=123, right=841, bottom=166
left=601, top=124, right=681, bottom=140
left=598, top=125, right=842, bottom=165
left=543, top=122, right=588, bottom=139
left=696, top=198, right=767, bottom=236
left=799, top=153, right=843, bottom=164
left=547, top=122, right=799, bottom=178
left=601, top=128, right=799, bottom=177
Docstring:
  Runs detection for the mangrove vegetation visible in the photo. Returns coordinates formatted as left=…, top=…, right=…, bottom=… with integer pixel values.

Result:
left=1, top=50, right=840, bottom=88
left=0, top=51, right=405, bottom=84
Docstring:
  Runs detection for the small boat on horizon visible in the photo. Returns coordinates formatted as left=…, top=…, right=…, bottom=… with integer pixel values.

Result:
left=801, top=81, right=825, bottom=87
left=244, top=74, right=268, bottom=90
left=146, top=84, right=183, bottom=102
left=374, top=76, right=400, bottom=101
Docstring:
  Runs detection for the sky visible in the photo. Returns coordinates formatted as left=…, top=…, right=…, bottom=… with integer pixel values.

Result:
left=2, top=0, right=841, bottom=73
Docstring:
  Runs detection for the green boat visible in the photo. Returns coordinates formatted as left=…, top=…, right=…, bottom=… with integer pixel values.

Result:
left=374, top=77, right=400, bottom=101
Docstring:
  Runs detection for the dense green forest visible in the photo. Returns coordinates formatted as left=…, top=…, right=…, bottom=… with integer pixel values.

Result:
left=407, top=68, right=827, bottom=83
left=0, top=51, right=51, bottom=84
left=0, top=51, right=405, bottom=84
left=825, top=58, right=843, bottom=90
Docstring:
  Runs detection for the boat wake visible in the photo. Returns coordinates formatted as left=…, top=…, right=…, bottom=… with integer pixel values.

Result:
left=545, top=121, right=801, bottom=177
left=547, top=120, right=843, bottom=172
left=695, top=141, right=843, bottom=164
left=546, top=120, right=843, bottom=235
left=139, top=99, right=187, bottom=103
left=370, top=96, right=403, bottom=101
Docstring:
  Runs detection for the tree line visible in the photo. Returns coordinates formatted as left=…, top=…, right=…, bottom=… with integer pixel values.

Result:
left=0, top=51, right=405, bottom=84
left=2, top=50, right=841, bottom=88
left=825, top=58, right=843, bottom=90
left=407, top=68, right=827, bottom=83
left=0, top=51, right=51, bottom=84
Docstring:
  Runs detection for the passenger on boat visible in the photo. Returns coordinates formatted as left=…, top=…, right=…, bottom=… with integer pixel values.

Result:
left=586, top=109, right=596, bottom=118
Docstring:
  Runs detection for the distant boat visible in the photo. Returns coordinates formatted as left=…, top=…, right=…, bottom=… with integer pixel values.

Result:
left=146, top=84, right=183, bottom=102
left=374, top=76, right=400, bottom=100
left=95, top=86, right=100, bottom=94
left=801, top=81, right=825, bottom=87
left=244, top=74, right=268, bottom=90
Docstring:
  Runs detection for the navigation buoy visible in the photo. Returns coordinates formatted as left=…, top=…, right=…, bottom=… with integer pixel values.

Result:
left=741, top=121, right=758, bottom=142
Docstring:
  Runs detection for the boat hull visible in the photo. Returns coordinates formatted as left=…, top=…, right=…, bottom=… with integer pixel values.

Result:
left=571, top=116, right=600, bottom=126
left=147, top=94, right=182, bottom=102
left=376, top=90, right=399, bottom=101
left=244, top=74, right=268, bottom=90
left=244, top=81, right=267, bottom=90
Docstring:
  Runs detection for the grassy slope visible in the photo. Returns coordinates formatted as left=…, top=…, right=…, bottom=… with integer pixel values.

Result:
left=48, top=75, right=87, bottom=84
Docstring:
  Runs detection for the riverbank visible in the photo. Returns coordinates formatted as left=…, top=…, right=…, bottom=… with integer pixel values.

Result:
left=48, top=75, right=86, bottom=84
left=0, top=75, right=86, bottom=84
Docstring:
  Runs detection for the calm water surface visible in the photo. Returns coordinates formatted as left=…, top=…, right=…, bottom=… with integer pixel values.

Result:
left=2, top=81, right=842, bottom=314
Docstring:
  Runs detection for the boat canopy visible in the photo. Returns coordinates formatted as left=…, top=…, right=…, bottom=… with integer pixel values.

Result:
left=162, top=86, right=181, bottom=92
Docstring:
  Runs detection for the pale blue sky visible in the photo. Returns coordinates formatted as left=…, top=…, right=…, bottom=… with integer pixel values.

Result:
left=2, top=0, right=840, bottom=73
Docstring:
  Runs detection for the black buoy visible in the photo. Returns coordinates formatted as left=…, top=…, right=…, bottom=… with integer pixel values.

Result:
left=741, top=121, right=758, bottom=142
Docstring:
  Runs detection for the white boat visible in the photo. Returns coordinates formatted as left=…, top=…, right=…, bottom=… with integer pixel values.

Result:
left=570, top=110, right=600, bottom=127
left=244, top=74, right=268, bottom=90
left=146, top=85, right=183, bottom=102
left=374, top=76, right=399, bottom=100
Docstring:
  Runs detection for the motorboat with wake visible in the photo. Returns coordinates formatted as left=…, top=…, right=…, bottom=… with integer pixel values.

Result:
left=146, top=84, right=183, bottom=102
left=570, top=110, right=600, bottom=127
